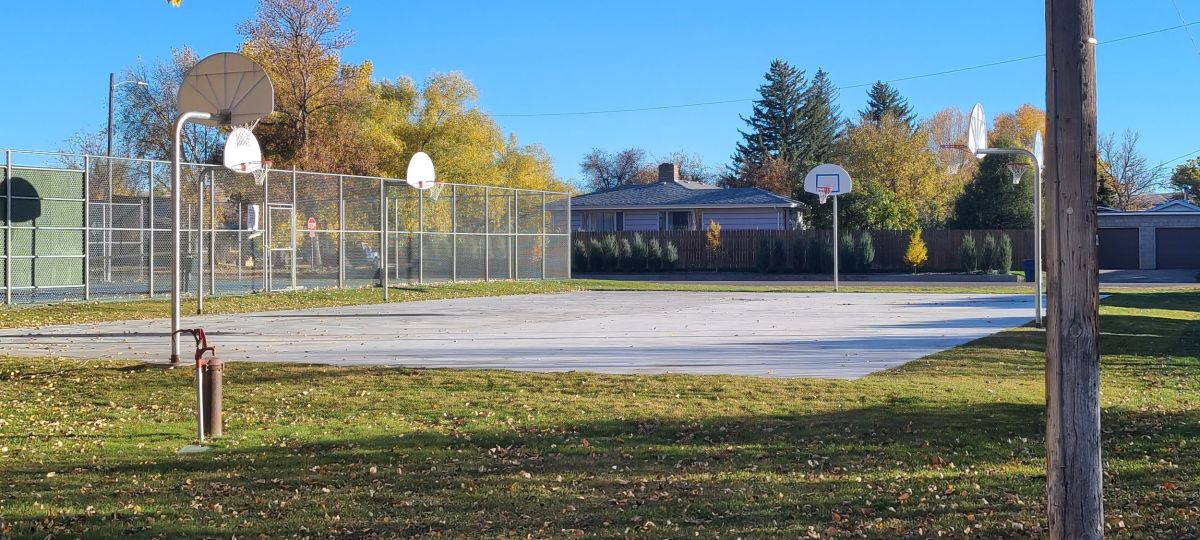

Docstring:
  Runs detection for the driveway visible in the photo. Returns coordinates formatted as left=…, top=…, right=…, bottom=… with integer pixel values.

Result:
left=0, top=292, right=1038, bottom=378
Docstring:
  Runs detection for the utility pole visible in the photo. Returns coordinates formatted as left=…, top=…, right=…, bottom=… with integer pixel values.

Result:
left=1044, top=0, right=1102, bottom=538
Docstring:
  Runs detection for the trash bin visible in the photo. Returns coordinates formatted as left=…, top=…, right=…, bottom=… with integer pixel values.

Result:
left=1022, top=259, right=1035, bottom=283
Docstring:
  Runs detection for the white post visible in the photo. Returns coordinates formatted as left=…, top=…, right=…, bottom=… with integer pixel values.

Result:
left=83, top=155, right=91, bottom=301
left=4, top=150, right=11, bottom=305
left=382, top=180, right=389, bottom=301
left=832, top=195, right=839, bottom=292
left=171, top=111, right=211, bottom=364
left=1034, top=167, right=1043, bottom=327
left=197, top=172, right=204, bottom=315
left=484, top=186, right=490, bottom=281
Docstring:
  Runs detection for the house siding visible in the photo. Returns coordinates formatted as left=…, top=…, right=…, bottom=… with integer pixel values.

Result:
left=700, top=208, right=783, bottom=230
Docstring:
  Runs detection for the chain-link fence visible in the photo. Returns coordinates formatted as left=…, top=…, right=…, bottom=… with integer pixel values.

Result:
left=1, top=150, right=571, bottom=305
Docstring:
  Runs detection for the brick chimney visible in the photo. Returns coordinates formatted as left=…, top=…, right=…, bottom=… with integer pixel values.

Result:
left=658, top=162, right=679, bottom=183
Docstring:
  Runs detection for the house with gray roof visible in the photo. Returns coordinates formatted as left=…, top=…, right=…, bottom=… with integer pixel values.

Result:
left=571, top=163, right=806, bottom=232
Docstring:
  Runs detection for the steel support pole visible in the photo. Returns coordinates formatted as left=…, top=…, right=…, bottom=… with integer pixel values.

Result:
left=237, top=202, right=242, bottom=282
left=451, top=185, right=458, bottom=282
left=209, top=171, right=216, bottom=298
left=83, top=155, right=91, bottom=301
left=290, top=167, right=297, bottom=290
left=976, top=147, right=1043, bottom=326
left=263, top=173, right=270, bottom=293
left=832, top=194, right=839, bottom=293
left=541, top=192, right=547, bottom=279
left=197, top=173, right=205, bottom=314
left=4, top=150, right=10, bottom=304
left=381, top=180, right=388, bottom=301
left=512, top=193, right=518, bottom=280
left=148, top=166, right=155, bottom=297
left=171, top=111, right=212, bottom=364
left=336, top=176, right=345, bottom=286
left=484, top=187, right=490, bottom=281
left=418, top=190, right=424, bottom=284
left=566, top=192, right=572, bottom=279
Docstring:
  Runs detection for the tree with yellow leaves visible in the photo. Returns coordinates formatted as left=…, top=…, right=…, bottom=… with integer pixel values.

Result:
left=838, top=113, right=944, bottom=227
left=991, top=104, right=1046, bottom=149
left=904, top=229, right=928, bottom=273
left=705, top=219, right=722, bottom=271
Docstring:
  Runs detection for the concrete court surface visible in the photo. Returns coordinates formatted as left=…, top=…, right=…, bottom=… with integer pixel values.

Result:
left=0, top=291, right=1040, bottom=378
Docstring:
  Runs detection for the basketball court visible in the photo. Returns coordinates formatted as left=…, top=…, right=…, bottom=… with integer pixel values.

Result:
left=0, top=291, right=1037, bottom=378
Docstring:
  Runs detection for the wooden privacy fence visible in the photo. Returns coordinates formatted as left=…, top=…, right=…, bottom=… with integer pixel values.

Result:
left=572, top=229, right=1034, bottom=272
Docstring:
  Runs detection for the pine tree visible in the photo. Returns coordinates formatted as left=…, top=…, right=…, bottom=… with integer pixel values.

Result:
left=1098, top=159, right=1119, bottom=208
left=860, top=81, right=916, bottom=130
left=950, top=136, right=1035, bottom=229
left=792, top=69, right=843, bottom=225
left=727, top=60, right=807, bottom=187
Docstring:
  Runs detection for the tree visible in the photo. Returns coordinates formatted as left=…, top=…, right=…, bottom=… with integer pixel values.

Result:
left=705, top=219, right=721, bottom=271
left=727, top=60, right=807, bottom=186
left=903, top=229, right=927, bottom=272
left=1097, top=159, right=1118, bottom=207
left=238, top=0, right=370, bottom=170
left=1169, top=157, right=1200, bottom=203
left=837, top=113, right=942, bottom=227
left=114, top=46, right=223, bottom=164
left=991, top=104, right=1045, bottom=149
left=1099, top=130, right=1162, bottom=210
left=791, top=68, right=842, bottom=218
left=726, top=154, right=792, bottom=197
left=836, top=178, right=919, bottom=231
left=860, top=81, right=916, bottom=131
left=579, top=148, right=647, bottom=191
left=921, top=107, right=978, bottom=198
left=634, top=151, right=714, bottom=184
left=950, top=136, right=1035, bottom=229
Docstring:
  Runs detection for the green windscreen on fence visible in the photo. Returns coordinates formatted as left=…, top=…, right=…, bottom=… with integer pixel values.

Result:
left=1, top=166, right=86, bottom=288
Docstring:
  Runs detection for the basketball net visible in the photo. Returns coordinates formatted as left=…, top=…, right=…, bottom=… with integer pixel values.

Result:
left=427, top=182, right=445, bottom=201
left=818, top=186, right=832, bottom=205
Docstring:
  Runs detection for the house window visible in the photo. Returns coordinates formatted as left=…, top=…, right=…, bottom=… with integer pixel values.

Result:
left=587, top=212, right=622, bottom=232
left=659, top=211, right=692, bottom=231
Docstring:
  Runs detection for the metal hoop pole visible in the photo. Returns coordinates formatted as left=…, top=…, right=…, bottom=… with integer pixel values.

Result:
left=171, top=111, right=212, bottom=364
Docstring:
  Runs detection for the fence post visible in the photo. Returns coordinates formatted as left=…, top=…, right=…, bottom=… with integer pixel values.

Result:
left=338, top=175, right=344, bottom=289
left=3, top=150, right=10, bottom=304
left=148, top=165, right=155, bottom=297
left=83, top=155, right=91, bottom=301
left=541, top=192, right=546, bottom=279
left=566, top=191, right=572, bottom=279
left=263, top=170, right=270, bottom=292
left=513, top=191, right=519, bottom=280
left=197, top=171, right=205, bottom=314
left=290, top=167, right=297, bottom=290
left=484, top=186, right=490, bottom=281
left=209, top=170, right=215, bottom=298
left=451, top=184, right=458, bottom=282
left=418, top=187, right=424, bottom=284
left=381, top=179, right=388, bottom=301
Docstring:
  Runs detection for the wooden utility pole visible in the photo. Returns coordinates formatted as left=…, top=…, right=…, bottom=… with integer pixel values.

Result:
left=1044, top=0, right=1103, bottom=538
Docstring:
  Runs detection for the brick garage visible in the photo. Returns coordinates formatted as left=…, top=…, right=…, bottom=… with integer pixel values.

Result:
left=1097, top=201, right=1200, bottom=270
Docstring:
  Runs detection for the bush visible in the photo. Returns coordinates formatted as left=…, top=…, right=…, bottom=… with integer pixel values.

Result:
left=807, top=236, right=833, bottom=273
left=858, top=231, right=875, bottom=272
left=572, top=239, right=590, bottom=272
left=791, top=237, right=807, bottom=272
left=840, top=233, right=856, bottom=273
left=771, top=239, right=787, bottom=272
left=997, top=234, right=1013, bottom=273
left=664, top=242, right=679, bottom=269
left=755, top=238, right=771, bottom=273
left=618, top=238, right=633, bottom=271
left=601, top=235, right=620, bottom=271
left=981, top=234, right=998, bottom=273
left=630, top=233, right=648, bottom=271
left=589, top=238, right=605, bottom=270
left=960, top=235, right=978, bottom=273
left=647, top=238, right=664, bottom=271
left=903, top=229, right=928, bottom=273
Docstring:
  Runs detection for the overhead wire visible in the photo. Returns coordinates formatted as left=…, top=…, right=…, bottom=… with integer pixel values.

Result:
left=492, top=19, right=1200, bottom=118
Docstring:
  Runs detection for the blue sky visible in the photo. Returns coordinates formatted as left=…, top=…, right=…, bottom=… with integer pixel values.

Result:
left=2, top=1, right=1198, bottom=186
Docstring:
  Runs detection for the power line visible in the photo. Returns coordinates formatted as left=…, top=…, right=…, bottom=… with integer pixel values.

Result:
left=1169, top=0, right=1200, bottom=62
left=493, top=19, right=1200, bottom=118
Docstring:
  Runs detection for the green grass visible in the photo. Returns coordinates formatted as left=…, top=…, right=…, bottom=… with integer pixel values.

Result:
left=1, top=290, right=1198, bottom=538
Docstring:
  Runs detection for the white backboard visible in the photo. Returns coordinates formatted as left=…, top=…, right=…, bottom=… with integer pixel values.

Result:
left=803, top=164, right=853, bottom=196
left=967, top=103, right=987, bottom=159
left=222, top=127, right=264, bottom=172
left=406, top=151, right=436, bottom=190
left=1032, top=130, right=1044, bottom=171
left=178, top=52, right=274, bottom=128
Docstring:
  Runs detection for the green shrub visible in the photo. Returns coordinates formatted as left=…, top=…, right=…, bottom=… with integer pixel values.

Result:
left=601, top=235, right=620, bottom=271
left=771, top=239, right=787, bottom=272
left=589, top=238, right=605, bottom=271
left=630, top=233, right=648, bottom=271
left=664, top=242, right=679, bottom=270
left=647, top=238, right=664, bottom=271
left=572, top=239, right=590, bottom=272
left=618, top=238, right=633, bottom=271
left=807, top=236, right=834, bottom=273
left=960, top=235, right=978, bottom=273
left=981, top=234, right=998, bottom=274
left=858, top=231, right=875, bottom=272
left=791, top=237, right=807, bottom=272
left=755, top=238, right=771, bottom=273
left=840, top=233, right=856, bottom=273
left=997, top=234, right=1013, bottom=273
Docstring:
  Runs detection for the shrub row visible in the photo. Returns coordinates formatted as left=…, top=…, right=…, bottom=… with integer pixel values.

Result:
left=960, top=233, right=1013, bottom=273
left=753, top=232, right=875, bottom=274
left=572, top=233, right=679, bottom=272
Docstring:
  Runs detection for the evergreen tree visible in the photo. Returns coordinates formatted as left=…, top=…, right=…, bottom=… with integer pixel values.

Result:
left=1097, top=160, right=1118, bottom=208
left=950, top=136, right=1035, bottom=229
left=727, top=60, right=807, bottom=187
left=792, top=69, right=843, bottom=224
left=860, top=81, right=916, bottom=131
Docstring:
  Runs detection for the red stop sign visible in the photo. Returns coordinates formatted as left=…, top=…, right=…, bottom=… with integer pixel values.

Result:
left=307, top=217, right=317, bottom=238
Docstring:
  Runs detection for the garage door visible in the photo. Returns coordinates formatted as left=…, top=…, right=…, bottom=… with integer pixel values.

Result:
left=1155, top=228, right=1200, bottom=269
left=1098, top=228, right=1139, bottom=269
